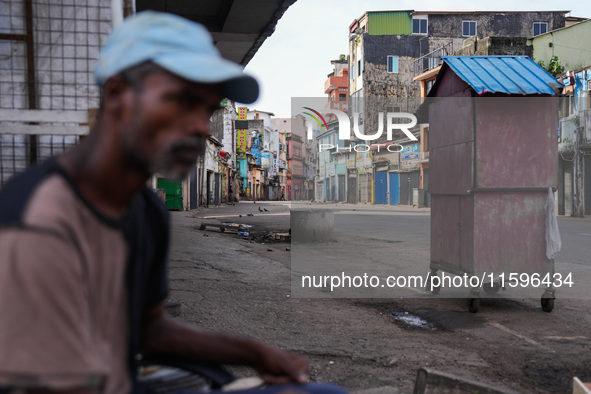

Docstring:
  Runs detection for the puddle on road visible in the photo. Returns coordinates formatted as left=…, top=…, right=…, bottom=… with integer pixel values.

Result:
left=388, top=311, right=438, bottom=331
left=355, top=301, right=444, bottom=331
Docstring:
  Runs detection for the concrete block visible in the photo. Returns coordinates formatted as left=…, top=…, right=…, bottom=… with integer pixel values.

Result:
left=290, top=209, right=334, bottom=243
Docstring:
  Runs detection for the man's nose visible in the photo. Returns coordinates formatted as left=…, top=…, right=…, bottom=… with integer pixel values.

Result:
left=185, top=110, right=211, bottom=138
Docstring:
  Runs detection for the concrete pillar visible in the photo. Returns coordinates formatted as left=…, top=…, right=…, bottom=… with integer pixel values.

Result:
left=291, top=209, right=334, bottom=243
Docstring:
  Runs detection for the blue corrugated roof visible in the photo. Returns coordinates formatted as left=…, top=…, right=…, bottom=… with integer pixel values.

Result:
left=438, top=56, right=562, bottom=95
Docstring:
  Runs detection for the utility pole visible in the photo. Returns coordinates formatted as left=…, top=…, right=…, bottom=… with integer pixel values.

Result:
left=573, top=123, right=585, bottom=217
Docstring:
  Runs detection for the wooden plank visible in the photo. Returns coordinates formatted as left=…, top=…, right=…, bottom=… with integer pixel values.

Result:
left=0, top=124, right=89, bottom=136
left=573, top=377, right=591, bottom=394
left=0, top=33, right=27, bottom=41
left=0, top=109, right=89, bottom=123
left=415, top=367, right=518, bottom=394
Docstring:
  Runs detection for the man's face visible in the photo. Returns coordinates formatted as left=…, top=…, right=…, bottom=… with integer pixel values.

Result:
left=118, top=70, right=223, bottom=181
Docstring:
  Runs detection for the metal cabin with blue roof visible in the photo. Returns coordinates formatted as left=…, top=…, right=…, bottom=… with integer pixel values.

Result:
left=427, top=56, right=560, bottom=312
left=428, top=55, right=562, bottom=97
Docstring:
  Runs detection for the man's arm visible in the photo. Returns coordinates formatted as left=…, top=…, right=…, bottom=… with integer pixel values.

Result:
left=140, top=303, right=309, bottom=385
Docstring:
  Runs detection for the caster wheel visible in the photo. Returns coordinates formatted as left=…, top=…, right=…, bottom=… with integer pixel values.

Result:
left=469, top=298, right=480, bottom=313
left=541, top=296, right=554, bottom=312
left=483, top=282, right=501, bottom=295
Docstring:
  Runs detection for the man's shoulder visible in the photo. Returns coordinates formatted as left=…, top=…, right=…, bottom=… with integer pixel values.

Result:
left=0, top=159, right=62, bottom=226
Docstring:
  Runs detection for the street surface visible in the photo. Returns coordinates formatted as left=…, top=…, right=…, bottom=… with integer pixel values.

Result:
left=168, top=201, right=591, bottom=393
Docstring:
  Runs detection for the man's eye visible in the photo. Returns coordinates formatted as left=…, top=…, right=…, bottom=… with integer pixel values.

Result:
left=167, top=92, right=201, bottom=108
left=178, top=95, right=198, bottom=107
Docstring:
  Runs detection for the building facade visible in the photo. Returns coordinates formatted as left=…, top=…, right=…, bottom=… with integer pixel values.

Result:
left=347, top=10, right=567, bottom=206
left=529, top=19, right=591, bottom=216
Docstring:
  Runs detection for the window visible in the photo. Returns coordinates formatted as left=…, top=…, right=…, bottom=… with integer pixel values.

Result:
left=533, top=22, right=548, bottom=36
left=462, top=21, right=476, bottom=37
left=387, top=56, right=398, bottom=73
left=428, top=56, right=439, bottom=69
left=351, top=64, right=355, bottom=80
left=358, top=60, right=361, bottom=76
left=339, top=94, right=346, bottom=101
left=412, top=18, right=427, bottom=35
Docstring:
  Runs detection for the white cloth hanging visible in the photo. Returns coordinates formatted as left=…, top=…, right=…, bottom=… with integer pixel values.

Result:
left=545, top=187, right=562, bottom=259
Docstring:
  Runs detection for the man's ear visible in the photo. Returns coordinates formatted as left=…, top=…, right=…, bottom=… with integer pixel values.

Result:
left=101, top=75, right=133, bottom=119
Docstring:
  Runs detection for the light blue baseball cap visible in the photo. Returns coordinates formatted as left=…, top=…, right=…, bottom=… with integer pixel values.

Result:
left=95, top=11, right=259, bottom=104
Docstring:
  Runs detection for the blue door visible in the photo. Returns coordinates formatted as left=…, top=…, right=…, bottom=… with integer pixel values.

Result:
left=389, top=173, right=400, bottom=205
left=375, top=171, right=388, bottom=204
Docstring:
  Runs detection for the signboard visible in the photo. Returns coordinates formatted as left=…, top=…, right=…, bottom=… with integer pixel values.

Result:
left=261, top=152, right=271, bottom=168
left=401, top=143, right=419, bottom=160
left=356, top=149, right=372, bottom=167
left=291, top=161, right=304, bottom=176
left=239, top=159, right=248, bottom=179
left=346, top=157, right=356, bottom=168
left=336, top=162, right=346, bottom=175
left=237, top=107, right=248, bottom=153
left=235, top=120, right=249, bottom=129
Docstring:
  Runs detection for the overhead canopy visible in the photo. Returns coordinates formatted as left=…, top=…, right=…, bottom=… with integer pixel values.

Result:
left=429, top=55, right=562, bottom=96
left=136, top=0, right=297, bottom=65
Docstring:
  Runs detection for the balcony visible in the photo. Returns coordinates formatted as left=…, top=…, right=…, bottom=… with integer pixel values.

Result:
left=414, top=42, right=453, bottom=77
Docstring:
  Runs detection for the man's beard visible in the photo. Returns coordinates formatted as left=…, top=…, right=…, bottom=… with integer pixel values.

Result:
left=121, top=129, right=206, bottom=182
left=147, top=138, right=206, bottom=181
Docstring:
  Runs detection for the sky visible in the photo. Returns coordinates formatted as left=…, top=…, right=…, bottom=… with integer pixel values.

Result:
left=243, top=0, right=591, bottom=118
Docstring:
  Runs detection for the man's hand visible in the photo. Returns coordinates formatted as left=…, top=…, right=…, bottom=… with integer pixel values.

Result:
left=252, top=342, right=309, bottom=385
left=141, top=304, right=309, bottom=385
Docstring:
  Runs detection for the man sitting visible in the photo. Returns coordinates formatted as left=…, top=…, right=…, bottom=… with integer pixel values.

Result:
left=0, top=11, right=346, bottom=394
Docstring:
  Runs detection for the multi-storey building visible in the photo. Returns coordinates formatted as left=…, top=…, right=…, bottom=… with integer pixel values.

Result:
left=272, top=118, right=292, bottom=200
left=325, top=55, right=349, bottom=116
left=347, top=10, right=568, bottom=206
left=529, top=19, right=591, bottom=216
left=315, top=57, right=349, bottom=202
left=286, top=132, right=305, bottom=201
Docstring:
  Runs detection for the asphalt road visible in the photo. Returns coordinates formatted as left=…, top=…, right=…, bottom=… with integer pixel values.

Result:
left=168, top=201, right=591, bottom=393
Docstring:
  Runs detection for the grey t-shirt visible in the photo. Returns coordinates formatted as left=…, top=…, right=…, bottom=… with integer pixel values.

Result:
left=0, top=159, right=169, bottom=393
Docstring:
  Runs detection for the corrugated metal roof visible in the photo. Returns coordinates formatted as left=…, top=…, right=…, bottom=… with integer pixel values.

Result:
left=439, top=56, right=562, bottom=95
